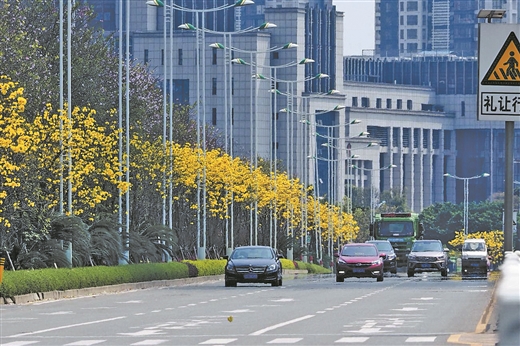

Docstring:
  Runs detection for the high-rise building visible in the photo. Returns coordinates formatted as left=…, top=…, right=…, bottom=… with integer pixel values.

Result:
left=375, top=0, right=519, bottom=58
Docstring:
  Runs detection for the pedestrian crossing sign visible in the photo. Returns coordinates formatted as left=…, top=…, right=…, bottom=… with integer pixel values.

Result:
left=481, top=31, right=520, bottom=85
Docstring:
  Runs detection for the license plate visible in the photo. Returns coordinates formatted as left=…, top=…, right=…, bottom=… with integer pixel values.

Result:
left=421, top=263, right=431, bottom=268
left=353, top=268, right=365, bottom=273
left=471, top=263, right=479, bottom=267
left=244, top=273, right=257, bottom=279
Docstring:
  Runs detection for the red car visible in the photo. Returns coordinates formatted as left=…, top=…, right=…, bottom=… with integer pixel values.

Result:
left=334, top=243, right=385, bottom=282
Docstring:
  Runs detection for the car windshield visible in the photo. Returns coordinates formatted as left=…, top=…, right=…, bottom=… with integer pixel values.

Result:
left=462, top=242, right=485, bottom=251
left=412, top=242, right=442, bottom=252
left=377, top=221, right=414, bottom=237
left=231, top=248, right=273, bottom=259
left=371, top=242, right=393, bottom=252
left=341, top=246, right=377, bottom=257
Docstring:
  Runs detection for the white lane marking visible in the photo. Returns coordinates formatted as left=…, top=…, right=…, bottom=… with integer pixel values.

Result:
left=223, top=309, right=252, bottom=313
left=8, top=316, right=126, bottom=338
left=119, top=330, right=164, bottom=336
left=199, top=339, right=237, bottom=345
left=249, top=315, right=315, bottom=336
left=271, top=298, right=294, bottom=302
left=335, top=337, right=369, bottom=343
left=350, top=328, right=382, bottom=334
left=267, top=338, right=303, bottom=344
left=0, top=342, right=39, bottom=346
left=65, top=341, right=106, bottom=345
left=42, top=311, right=73, bottom=315
left=130, top=340, right=169, bottom=345
left=392, top=307, right=422, bottom=311
left=411, top=297, right=434, bottom=300
left=406, top=336, right=436, bottom=342
left=118, top=300, right=142, bottom=304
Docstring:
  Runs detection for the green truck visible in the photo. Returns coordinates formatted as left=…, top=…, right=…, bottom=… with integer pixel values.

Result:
left=369, top=212, right=424, bottom=265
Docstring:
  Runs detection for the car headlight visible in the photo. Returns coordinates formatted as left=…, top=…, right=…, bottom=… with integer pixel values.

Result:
left=372, top=259, right=382, bottom=265
left=338, top=257, right=346, bottom=264
left=408, top=255, right=416, bottom=261
left=267, top=263, right=278, bottom=271
left=436, top=256, right=445, bottom=261
left=387, top=254, right=396, bottom=260
left=226, top=263, right=235, bottom=271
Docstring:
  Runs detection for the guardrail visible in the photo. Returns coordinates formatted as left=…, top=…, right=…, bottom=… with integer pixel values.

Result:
left=496, top=250, right=520, bottom=345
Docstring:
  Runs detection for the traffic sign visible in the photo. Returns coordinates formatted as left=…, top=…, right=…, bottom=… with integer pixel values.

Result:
left=481, top=31, right=520, bottom=85
left=478, top=24, right=520, bottom=121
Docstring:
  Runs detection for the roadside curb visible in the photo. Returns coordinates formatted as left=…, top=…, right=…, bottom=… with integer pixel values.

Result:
left=2, top=270, right=308, bottom=305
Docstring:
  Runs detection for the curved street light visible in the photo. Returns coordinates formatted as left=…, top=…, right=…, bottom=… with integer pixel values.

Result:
left=443, top=172, right=490, bottom=236
left=146, top=0, right=254, bottom=260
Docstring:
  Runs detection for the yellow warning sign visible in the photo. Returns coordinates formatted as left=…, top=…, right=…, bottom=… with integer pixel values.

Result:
left=481, top=31, right=520, bottom=85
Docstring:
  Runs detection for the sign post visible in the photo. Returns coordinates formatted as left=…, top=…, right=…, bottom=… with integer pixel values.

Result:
left=478, top=23, right=519, bottom=252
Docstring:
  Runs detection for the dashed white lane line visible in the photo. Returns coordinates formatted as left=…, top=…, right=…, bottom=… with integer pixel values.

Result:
left=267, top=338, right=303, bottom=344
left=249, top=315, right=315, bottom=336
left=405, top=336, right=436, bottom=342
left=335, top=337, right=369, bottom=343
left=8, top=316, right=127, bottom=338
left=199, top=339, right=237, bottom=345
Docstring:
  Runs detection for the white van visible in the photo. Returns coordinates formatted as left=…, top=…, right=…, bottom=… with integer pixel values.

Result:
left=461, top=239, right=489, bottom=277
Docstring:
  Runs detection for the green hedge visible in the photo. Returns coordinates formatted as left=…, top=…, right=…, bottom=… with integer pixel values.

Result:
left=0, top=262, right=189, bottom=298
left=0, top=259, right=330, bottom=299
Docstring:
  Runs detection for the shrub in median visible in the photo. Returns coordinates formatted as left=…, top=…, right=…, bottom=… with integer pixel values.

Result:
left=0, top=262, right=189, bottom=298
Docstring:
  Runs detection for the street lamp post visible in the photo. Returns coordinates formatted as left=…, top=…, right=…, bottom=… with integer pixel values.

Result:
left=146, top=0, right=254, bottom=260
left=443, top=173, right=490, bottom=236
left=352, top=164, right=397, bottom=224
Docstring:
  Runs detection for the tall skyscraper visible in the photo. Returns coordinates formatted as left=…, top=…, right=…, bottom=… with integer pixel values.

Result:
left=375, top=0, right=518, bottom=58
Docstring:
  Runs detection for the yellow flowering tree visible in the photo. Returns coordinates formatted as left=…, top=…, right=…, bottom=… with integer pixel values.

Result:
left=449, top=230, right=504, bottom=264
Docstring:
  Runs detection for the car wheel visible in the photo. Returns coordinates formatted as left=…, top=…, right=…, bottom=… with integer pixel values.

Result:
left=225, top=280, right=236, bottom=287
left=391, top=269, right=397, bottom=275
left=407, top=270, right=414, bottom=277
left=441, top=268, right=448, bottom=277
left=278, top=278, right=283, bottom=286
left=336, top=275, right=344, bottom=282
left=377, top=274, right=384, bottom=282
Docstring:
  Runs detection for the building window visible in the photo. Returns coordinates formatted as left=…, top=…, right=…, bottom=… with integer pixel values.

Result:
left=407, top=15, right=418, bottom=25
left=444, top=130, right=451, bottom=150
left=433, top=130, right=440, bottom=149
left=212, top=48, right=217, bottom=65
left=144, top=49, right=149, bottom=64
left=422, top=129, right=429, bottom=149
left=407, top=29, right=417, bottom=39
left=407, top=1, right=418, bottom=11
left=407, top=43, right=418, bottom=52
left=461, top=101, right=465, bottom=116
left=212, top=108, right=217, bottom=125
left=376, top=98, right=382, bottom=108
left=403, top=128, right=410, bottom=148
left=413, top=128, right=419, bottom=148
left=272, top=51, right=279, bottom=59
left=361, top=97, right=370, bottom=107
left=407, top=100, right=412, bottom=110
left=400, top=16, right=404, bottom=25
left=352, top=97, right=358, bottom=107
left=400, top=30, right=404, bottom=39
left=212, top=78, right=217, bottom=95
left=392, top=127, right=400, bottom=147
left=178, top=49, right=183, bottom=65
left=161, top=49, right=164, bottom=66
left=386, top=98, right=392, bottom=109
left=397, top=99, right=403, bottom=109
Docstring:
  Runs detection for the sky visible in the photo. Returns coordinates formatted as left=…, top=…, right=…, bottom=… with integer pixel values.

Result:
left=332, top=0, right=375, bottom=56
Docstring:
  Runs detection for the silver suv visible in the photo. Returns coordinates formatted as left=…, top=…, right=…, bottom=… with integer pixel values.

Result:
left=407, top=240, right=449, bottom=277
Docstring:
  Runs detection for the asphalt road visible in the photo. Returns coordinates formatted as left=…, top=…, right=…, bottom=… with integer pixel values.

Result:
left=0, top=272, right=498, bottom=346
